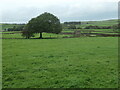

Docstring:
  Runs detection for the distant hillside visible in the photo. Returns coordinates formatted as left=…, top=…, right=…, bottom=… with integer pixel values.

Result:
left=0, top=24, right=25, bottom=31
left=81, top=19, right=118, bottom=26
left=0, top=19, right=118, bottom=31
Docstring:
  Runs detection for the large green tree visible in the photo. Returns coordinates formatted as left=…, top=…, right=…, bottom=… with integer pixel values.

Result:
left=22, top=12, right=62, bottom=39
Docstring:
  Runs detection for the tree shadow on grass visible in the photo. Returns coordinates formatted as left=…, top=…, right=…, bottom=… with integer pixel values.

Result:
left=1, top=37, right=60, bottom=39
left=1, top=36, right=75, bottom=39
left=31, top=37, right=59, bottom=39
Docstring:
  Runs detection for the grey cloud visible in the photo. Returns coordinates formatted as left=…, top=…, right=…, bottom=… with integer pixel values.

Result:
left=1, top=1, right=118, bottom=23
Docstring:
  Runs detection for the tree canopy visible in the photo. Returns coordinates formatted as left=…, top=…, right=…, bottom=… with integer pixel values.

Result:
left=22, top=12, right=62, bottom=39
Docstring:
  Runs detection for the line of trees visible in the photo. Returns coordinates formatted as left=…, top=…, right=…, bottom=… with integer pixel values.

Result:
left=64, top=21, right=81, bottom=25
left=6, top=25, right=25, bottom=31
left=84, top=25, right=112, bottom=29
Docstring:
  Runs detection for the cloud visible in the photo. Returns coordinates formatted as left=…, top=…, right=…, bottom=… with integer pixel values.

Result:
left=0, top=0, right=119, bottom=23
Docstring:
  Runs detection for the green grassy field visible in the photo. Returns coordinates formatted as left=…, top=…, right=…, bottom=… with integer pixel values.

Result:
left=2, top=32, right=72, bottom=39
left=2, top=19, right=119, bottom=88
left=80, top=19, right=118, bottom=27
left=2, top=36, right=118, bottom=88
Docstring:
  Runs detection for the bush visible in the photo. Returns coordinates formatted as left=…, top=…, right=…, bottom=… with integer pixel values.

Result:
left=77, top=27, right=82, bottom=29
left=84, top=25, right=112, bottom=29
left=112, top=24, right=119, bottom=32
left=7, top=26, right=24, bottom=31
left=68, top=25, right=76, bottom=29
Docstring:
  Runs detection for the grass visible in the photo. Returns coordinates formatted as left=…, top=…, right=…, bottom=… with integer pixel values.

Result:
left=80, top=19, right=118, bottom=27
left=2, top=32, right=72, bottom=39
left=72, top=19, right=118, bottom=29
left=90, top=29, right=113, bottom=31
left=2, top=36, right=118, bottom=88
left=1, top=31, right=21, bottom=33
left=91, top=32, right=119, bottom=34
left=61, top=29, right=119, bottom=36
left=2, top=19, right=119, bottom=88
left=2, top=33, right=22, bottom=38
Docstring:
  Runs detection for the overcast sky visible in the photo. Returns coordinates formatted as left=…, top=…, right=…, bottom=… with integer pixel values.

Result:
left=0, top=0, right=119, bottom=23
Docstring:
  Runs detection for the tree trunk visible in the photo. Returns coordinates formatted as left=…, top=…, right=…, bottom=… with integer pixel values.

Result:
left=40, top=32, right=42, bottom=39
